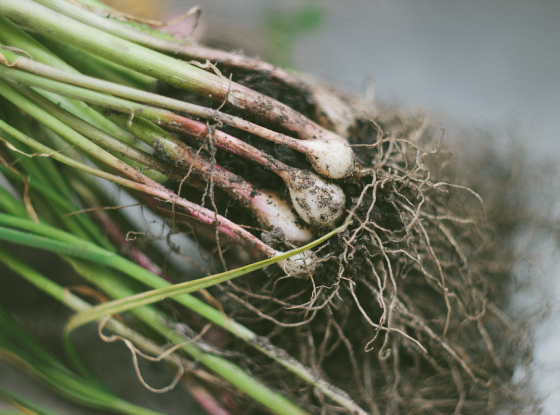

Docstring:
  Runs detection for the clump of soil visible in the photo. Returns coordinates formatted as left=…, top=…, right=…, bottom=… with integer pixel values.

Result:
left=155, top=65, right=536, bottom=414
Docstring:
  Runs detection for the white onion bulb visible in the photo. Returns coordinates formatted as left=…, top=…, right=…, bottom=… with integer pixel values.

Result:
left=285, top=170, right=346, bottom=228
left=300, top=139, right=355, bottom=179
left=276, top=251, right=317, bottom=276
left=252, top=191, right=314, bottom=243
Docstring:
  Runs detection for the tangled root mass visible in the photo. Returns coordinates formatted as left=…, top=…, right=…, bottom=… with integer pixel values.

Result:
left=159, top=68, right=534, bottom=414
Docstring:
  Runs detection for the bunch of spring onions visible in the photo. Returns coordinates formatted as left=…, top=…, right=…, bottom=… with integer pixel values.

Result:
left=0, top=0, right=367, bottom=414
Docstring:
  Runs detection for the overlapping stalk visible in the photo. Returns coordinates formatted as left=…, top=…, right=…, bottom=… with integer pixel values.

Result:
left=0, top=0, right=342, bottom=142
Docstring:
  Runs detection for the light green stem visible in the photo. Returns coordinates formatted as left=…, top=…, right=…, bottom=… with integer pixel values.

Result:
left=0, top=49, right=311, bottom=154
left=30, top=32, right=155, bottom=90
left=0, top=213, right=367, bottom=414
left=0, top=0, right=339, bottom=141
left=0, top=80, right=157, bottom=186
left=0, top=16, right=135, bottom=143
left=16, top=85, right=175, bottom=179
